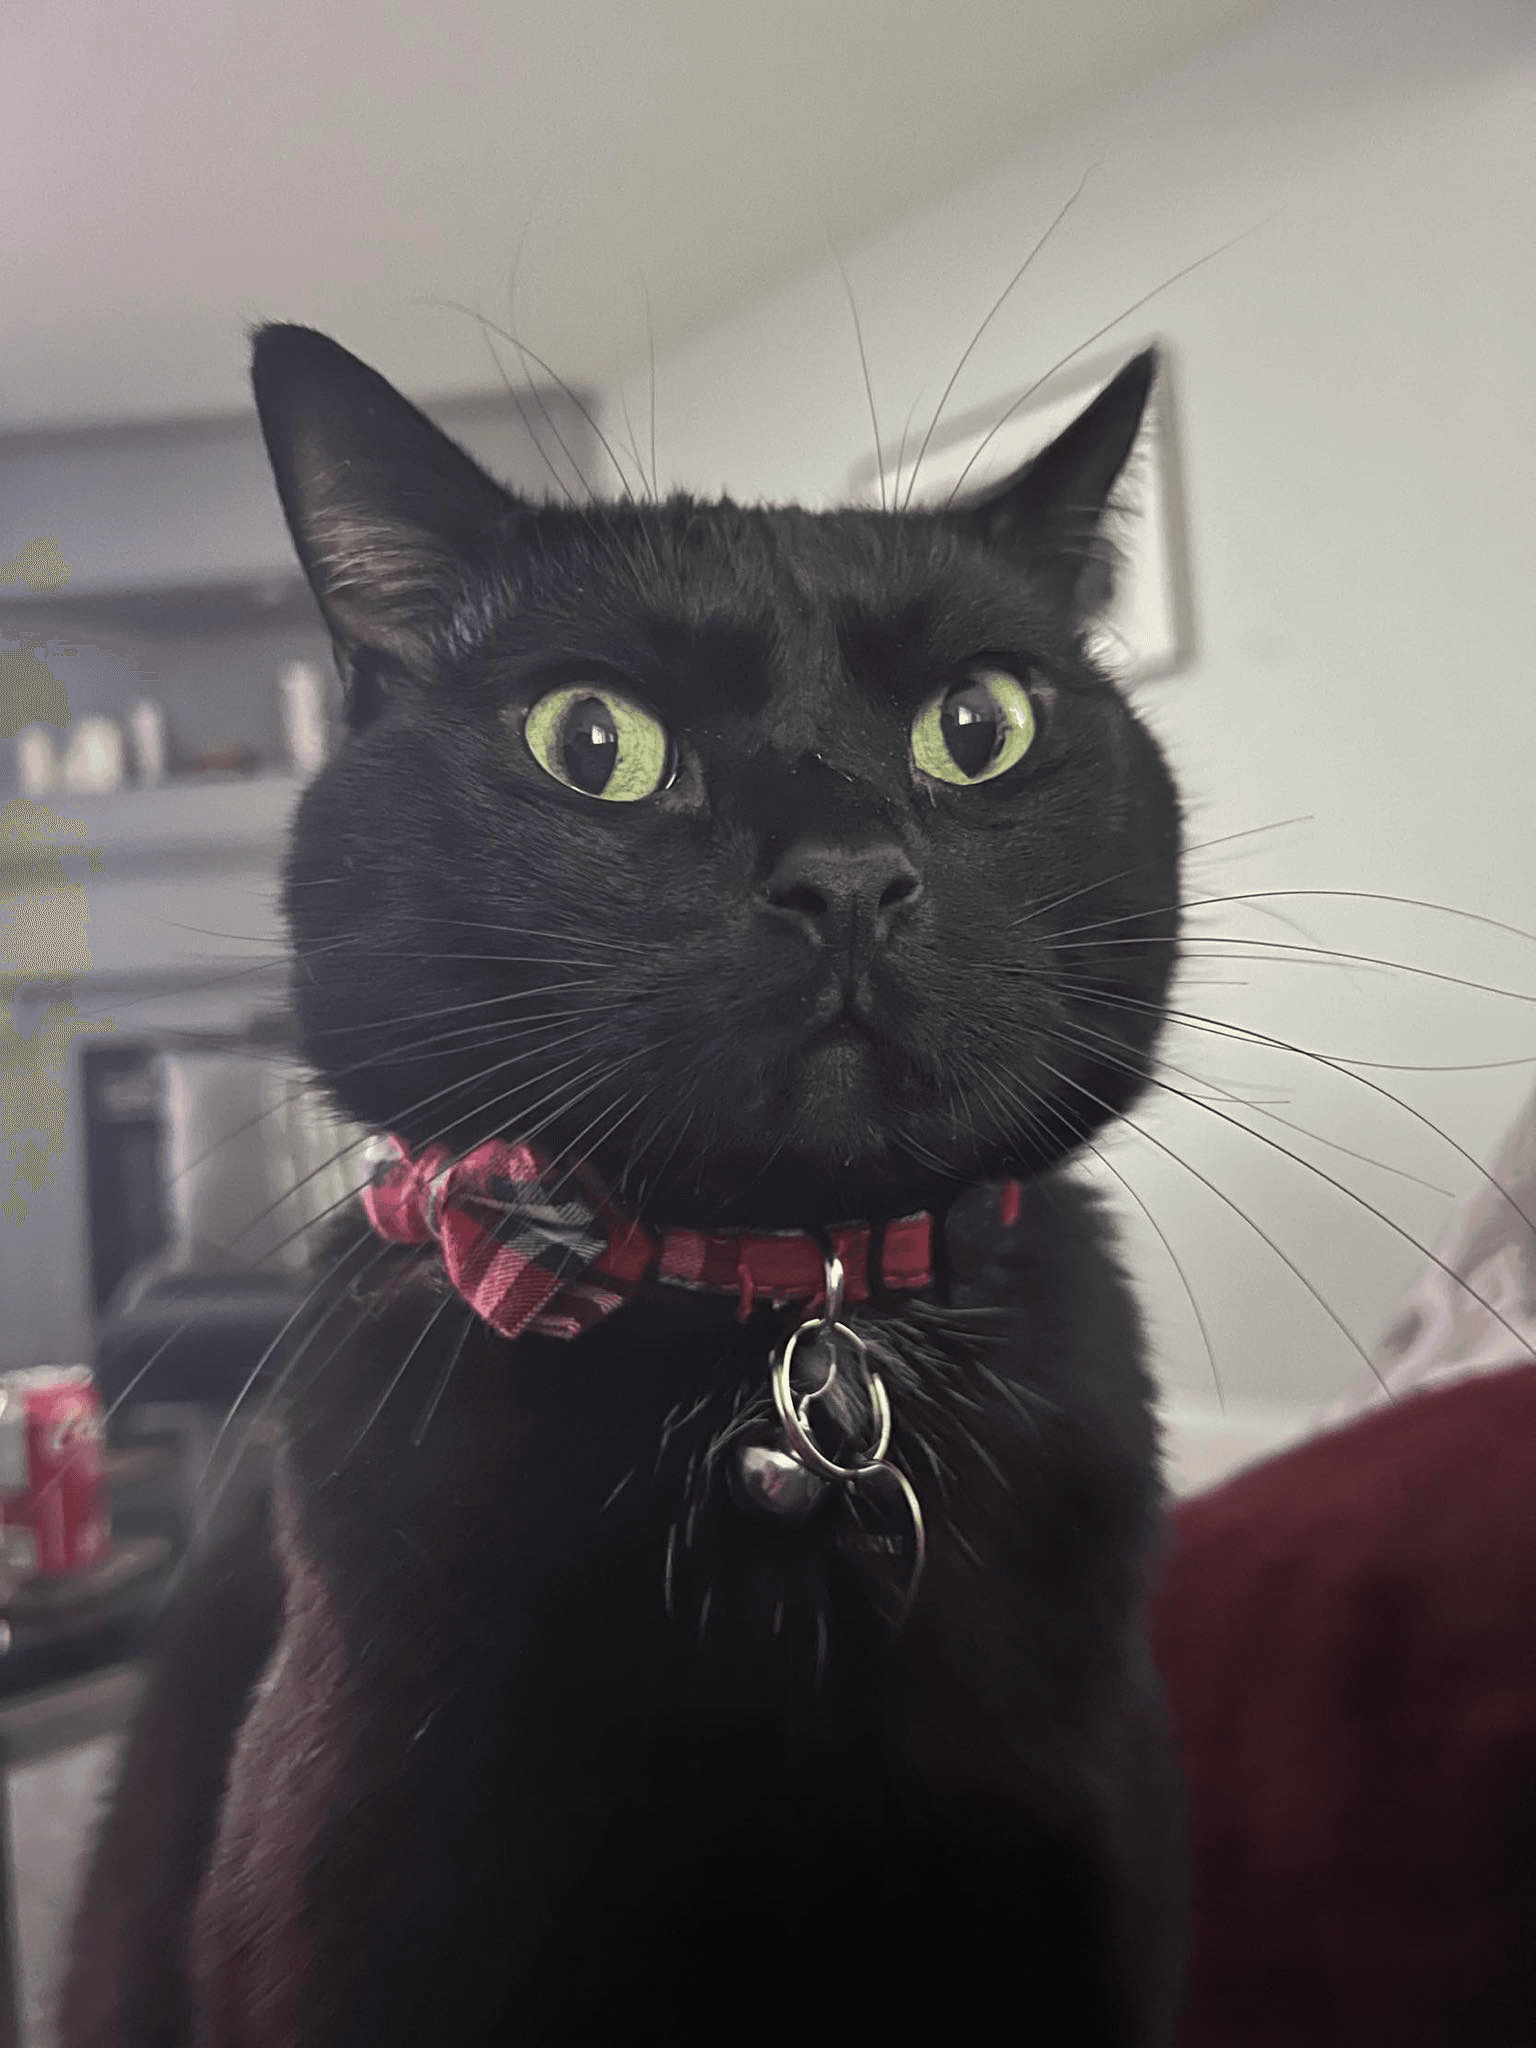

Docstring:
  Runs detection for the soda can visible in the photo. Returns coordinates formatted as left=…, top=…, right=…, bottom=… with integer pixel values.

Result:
left=0, top=1366, right=110, bottom=1578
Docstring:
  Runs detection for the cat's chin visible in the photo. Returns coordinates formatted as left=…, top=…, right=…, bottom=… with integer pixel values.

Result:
left=782, top=1029, right=888, bottom=1154
left=607, top=1030, right=979, bottom=1229
left=752, top=1024, right=957, bottom=1183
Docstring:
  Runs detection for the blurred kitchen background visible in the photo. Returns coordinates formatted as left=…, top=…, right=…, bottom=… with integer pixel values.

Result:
left=3, top=0, right=1535, bottom=2036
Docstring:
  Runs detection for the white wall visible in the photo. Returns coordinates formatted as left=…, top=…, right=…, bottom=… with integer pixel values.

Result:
left=600, top=0, right=1536, bottom=1415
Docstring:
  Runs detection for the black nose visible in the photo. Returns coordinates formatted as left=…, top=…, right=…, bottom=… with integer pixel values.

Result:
left=762, top=838, right=922, bottom=956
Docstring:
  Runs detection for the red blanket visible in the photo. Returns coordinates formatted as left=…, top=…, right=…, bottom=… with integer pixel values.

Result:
left=1156, top=1364, right=1536, bottom=2045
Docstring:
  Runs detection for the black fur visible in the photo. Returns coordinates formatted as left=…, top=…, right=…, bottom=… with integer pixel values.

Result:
left=64, top=330, right=1185, bottom=2045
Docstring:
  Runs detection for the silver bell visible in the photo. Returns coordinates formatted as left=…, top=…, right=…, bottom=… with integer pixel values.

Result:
left=730, top=1442, right=827, bottom=1523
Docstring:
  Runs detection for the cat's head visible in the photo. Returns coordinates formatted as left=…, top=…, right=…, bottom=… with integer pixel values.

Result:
left=253, top=327, right=1180, bottom=1229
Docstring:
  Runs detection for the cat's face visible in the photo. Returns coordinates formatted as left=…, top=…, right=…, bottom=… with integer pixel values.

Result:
left=256, top=330, right=1180, bottom=1227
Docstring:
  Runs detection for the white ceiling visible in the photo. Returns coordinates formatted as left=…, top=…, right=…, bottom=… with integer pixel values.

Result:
left=5, top=0, right=1259, bottom=431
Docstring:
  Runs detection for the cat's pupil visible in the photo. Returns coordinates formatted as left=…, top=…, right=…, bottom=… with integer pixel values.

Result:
left=940, top=682, right=1004, bottom=779
left=561, top=696, right=619, bottom=794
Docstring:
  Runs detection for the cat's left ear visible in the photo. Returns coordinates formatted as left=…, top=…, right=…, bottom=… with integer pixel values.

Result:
left=959, top=348, right=1157, bottom=618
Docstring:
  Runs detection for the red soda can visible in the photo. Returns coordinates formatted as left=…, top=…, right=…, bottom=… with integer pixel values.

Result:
left=0, top=1365, right=110, bottom=1578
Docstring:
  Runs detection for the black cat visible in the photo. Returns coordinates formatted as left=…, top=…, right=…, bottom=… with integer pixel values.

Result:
left=64, top=329, right=1185, bottom=2045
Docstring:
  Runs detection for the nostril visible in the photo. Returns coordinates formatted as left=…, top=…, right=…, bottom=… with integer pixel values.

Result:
left=878, top=873, right=920, bottom=914
left=770, top=882, right=832, bottom=921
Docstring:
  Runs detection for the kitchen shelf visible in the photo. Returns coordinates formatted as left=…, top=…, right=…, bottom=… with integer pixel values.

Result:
left=5, top=771, right=304, bottom=875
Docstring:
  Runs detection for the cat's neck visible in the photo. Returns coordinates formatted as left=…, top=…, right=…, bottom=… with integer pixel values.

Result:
left=358, top=1128, right=1028, bottom=1342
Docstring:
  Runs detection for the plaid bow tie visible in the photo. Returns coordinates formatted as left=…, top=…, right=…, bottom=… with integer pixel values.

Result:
left=361, top=1134, right=950, bottom=1341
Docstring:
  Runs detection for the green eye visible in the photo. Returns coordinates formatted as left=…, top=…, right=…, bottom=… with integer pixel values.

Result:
left=523, top=685, right=672, bottom=802
left=911, top=668, right=1036, bottom=786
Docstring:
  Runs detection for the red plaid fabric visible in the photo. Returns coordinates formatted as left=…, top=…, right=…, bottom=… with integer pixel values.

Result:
left=361, top=1134, right=965, bottom=1342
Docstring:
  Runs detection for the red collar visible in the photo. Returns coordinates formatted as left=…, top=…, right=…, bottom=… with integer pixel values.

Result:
left=362, top=1134, right=1016, bottom=1343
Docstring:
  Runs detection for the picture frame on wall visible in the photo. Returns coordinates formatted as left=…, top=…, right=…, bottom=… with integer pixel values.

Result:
left=845, top=344, right=1194, bottom=685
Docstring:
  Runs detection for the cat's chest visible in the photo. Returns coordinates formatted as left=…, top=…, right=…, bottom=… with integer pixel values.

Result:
left=184, top=1192, right=1166, bottom=2046
left=276, top=1283, right=1140, bottom=1778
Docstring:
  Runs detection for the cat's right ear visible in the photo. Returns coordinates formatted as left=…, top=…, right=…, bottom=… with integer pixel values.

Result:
left=251, top=325, right=516, bottom=693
